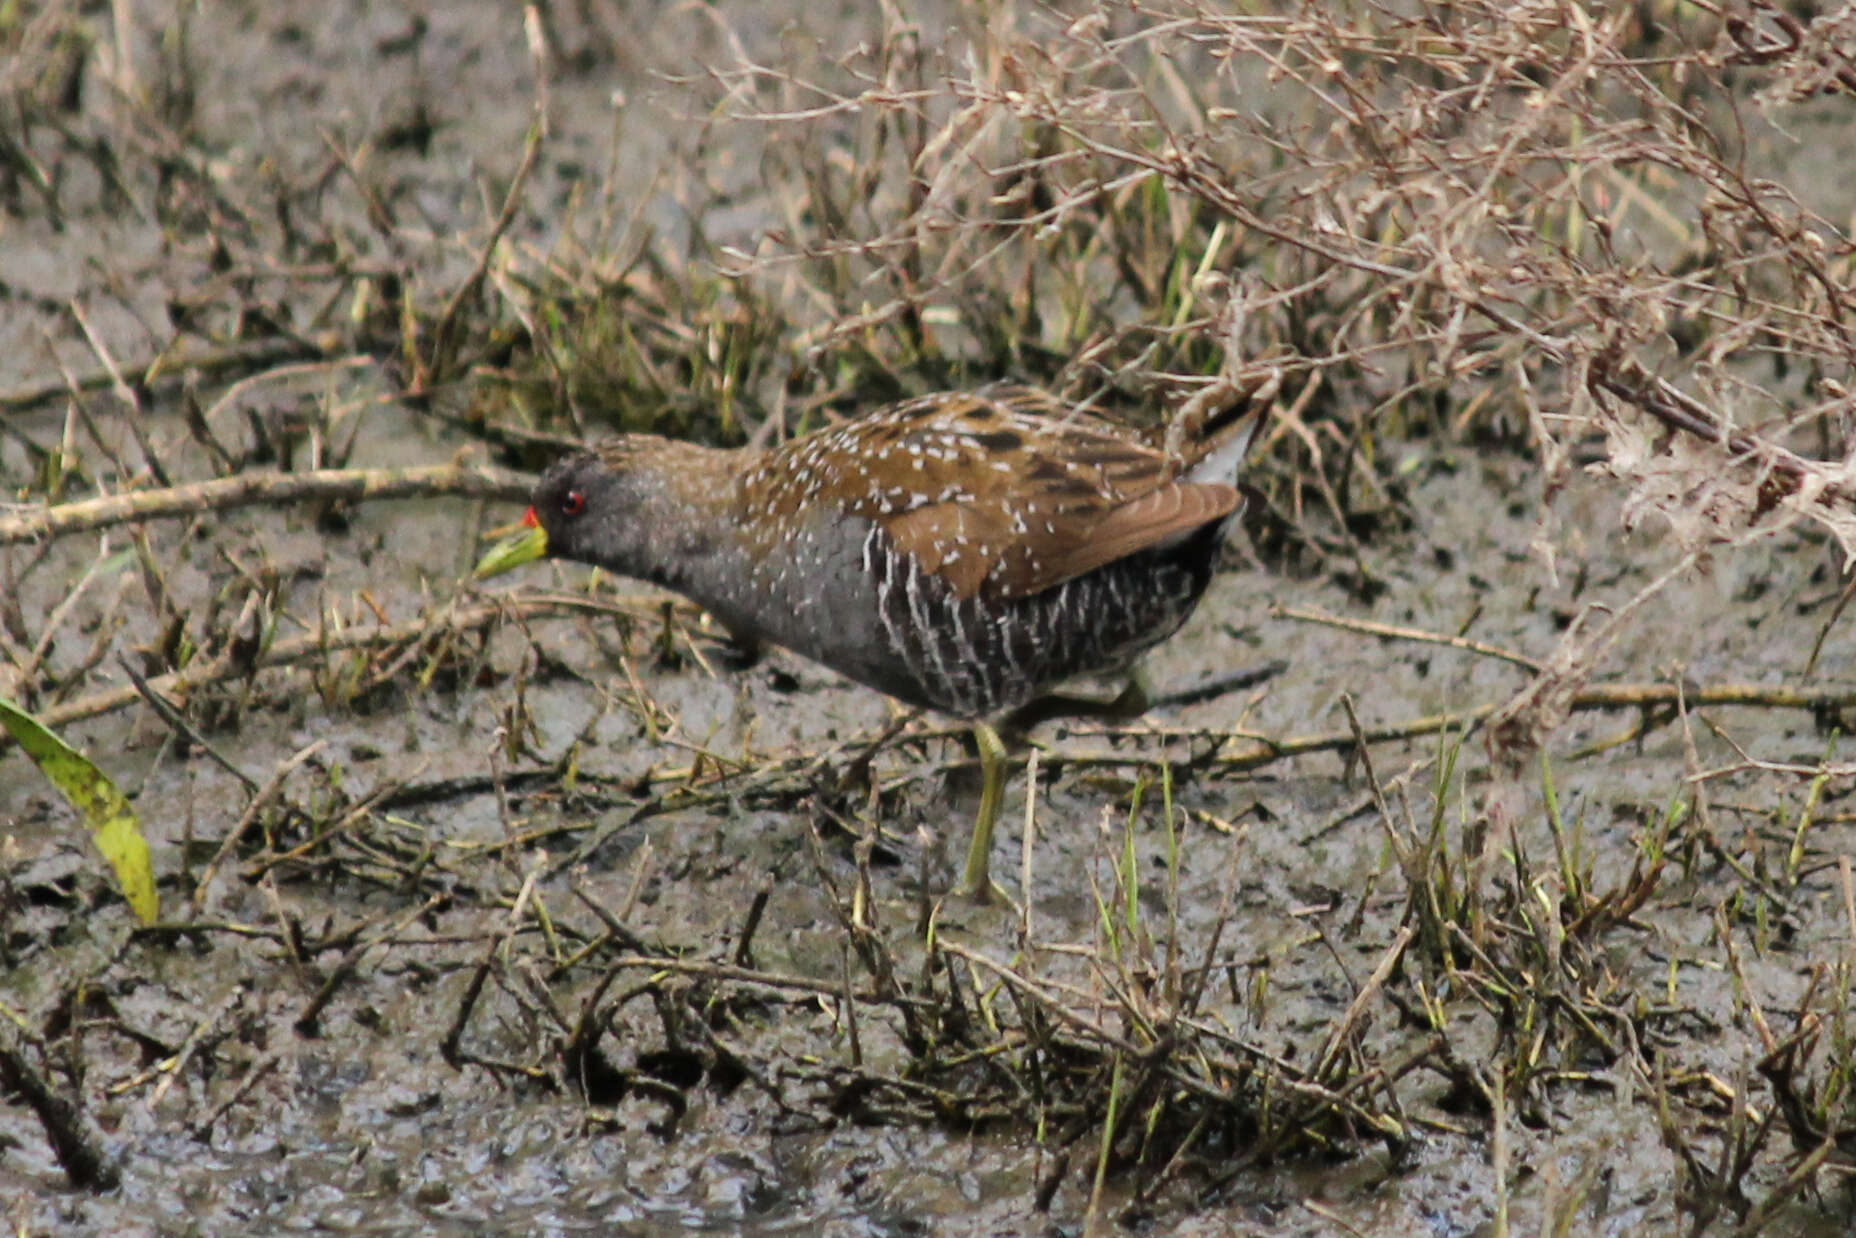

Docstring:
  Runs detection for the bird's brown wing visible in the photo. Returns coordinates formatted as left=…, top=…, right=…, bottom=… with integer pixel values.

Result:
left=754, top=387, right=1241, bottom=601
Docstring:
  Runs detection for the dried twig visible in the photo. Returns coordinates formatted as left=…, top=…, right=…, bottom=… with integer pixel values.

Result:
left=1, top=596, right=625, bottom=747
left=0, top=463, right=532, bottom=545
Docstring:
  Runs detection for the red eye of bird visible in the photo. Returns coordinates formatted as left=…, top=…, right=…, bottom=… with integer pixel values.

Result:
left=561, top=490, right=586, bottom=518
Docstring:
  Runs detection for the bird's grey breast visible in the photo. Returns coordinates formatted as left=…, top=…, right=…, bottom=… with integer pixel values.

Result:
left=708, top=510, right=919, bottom=699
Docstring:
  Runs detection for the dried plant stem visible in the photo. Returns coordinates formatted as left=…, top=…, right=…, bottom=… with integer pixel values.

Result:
left=0, top=337, right=339, bottom=415
left=2, top=596, right=607, bottom=747
left=1272, top=605, right=1543, bottom=672
left=0, top=463, right=532, bottom=546
left=421, top=19, right=548, bottom=391
left=1015, top=680, right=1856, bottom=777
left=1589, top=362, right=1843, bottom=504
left=190, top=740, right=328, bottom=916
left=0, top=1041, right=118, bottom=1190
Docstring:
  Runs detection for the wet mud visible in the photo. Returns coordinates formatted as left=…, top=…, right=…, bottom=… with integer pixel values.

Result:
left=5, top=3, right=1856, bottom=1236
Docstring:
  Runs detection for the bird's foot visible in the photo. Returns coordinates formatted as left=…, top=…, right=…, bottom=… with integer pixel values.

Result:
left=713, top=632, right=765, bottom=672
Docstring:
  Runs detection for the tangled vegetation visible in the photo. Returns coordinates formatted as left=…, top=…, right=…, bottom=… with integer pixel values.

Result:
left=4, top=2, right=1856, bottom=1233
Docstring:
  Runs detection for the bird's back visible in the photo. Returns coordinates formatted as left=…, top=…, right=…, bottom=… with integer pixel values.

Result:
left=720, top=386, right=1257, bottom=716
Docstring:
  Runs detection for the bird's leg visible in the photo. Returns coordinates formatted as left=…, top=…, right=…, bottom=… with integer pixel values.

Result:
left=1148, top=661, right=1285, bottom=711
left=712, top=630, right=764, bottom=672
left=955, top=671, right=1157, bottom=905
left=1001, top=666, right=1154, bottom=734
left=1105, top=668, right=1152, bottom=719
left=956, top=660, right=1282, bottom=898
left=956, top=720, right=1011, bottom=904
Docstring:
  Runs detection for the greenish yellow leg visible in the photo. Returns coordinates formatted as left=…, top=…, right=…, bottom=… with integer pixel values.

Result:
left=957, top=671, right=1153, bottom=903
left=1001, top=667, right=1153, bottom=733
left=957, top=721, right=1009, bottom=903
left=1111, top=667, right=1153, bottom=718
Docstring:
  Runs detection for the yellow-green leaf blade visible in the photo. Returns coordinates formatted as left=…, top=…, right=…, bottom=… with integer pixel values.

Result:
left=0, top=696, right=158, bottom=924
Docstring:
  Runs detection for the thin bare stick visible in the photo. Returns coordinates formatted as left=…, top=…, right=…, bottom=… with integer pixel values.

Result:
left=0, top=338, right=334, bottom=415
left=1272, top=604, right=1542, bottom=672
left=190, top=741, right=328, bottom=917
left=419, top=6, right=550, bottom=387
left=0, top=463, right=532, bottom=546
left=979, top=679, right=1856, bottom=778
left=4, top=596, right=619, bottom=746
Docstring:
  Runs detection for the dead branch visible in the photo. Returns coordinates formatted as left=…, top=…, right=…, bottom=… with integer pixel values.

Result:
left=1, top=595, right=622, bottom=748
left=0, top=337, right=340, bottom=415
left=0, top=463, right=533, bottom=546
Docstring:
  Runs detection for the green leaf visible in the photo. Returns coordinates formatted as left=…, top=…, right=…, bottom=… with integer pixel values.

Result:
left=0, top=696, right=157, bottom=924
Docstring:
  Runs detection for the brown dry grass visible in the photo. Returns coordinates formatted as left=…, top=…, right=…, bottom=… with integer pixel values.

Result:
left=5, top=1, right=1856, bottom=1232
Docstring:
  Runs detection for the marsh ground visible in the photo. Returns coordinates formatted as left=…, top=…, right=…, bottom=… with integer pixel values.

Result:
left=5, top=3, right=1856, bottom=1235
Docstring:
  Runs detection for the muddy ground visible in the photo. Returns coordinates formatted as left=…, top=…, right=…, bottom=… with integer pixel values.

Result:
left=5, top=3, right=1856, bottom=1236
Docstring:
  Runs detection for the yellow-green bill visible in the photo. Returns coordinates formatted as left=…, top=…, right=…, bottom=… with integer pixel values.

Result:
left=0, top=695, right=158, bottom=924
left=474, top=523, right=549, bottom=578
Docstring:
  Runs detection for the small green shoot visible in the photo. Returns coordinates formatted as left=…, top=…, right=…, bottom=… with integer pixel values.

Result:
left=0, top=696, right=157, bottom=924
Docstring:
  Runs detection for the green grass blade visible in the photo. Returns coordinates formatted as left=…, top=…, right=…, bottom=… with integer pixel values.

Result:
left=0, top=696, right=157, bottom=924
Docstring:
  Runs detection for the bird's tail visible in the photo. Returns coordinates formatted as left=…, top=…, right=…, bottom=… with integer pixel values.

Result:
left=1174, top=368, right=1279, bottom=486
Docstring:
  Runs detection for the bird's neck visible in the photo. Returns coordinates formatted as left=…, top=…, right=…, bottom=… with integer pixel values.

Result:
left=615, top=439, right=761, bottom=604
